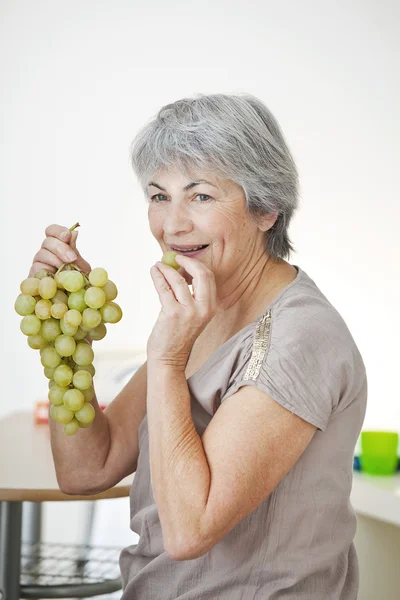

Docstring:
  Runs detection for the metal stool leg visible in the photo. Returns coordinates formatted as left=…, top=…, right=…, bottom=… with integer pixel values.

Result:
left=76, top=501, right=96, bottom=568
left=23, top=502, right=42, bottom=545
left=0, top=501, right=23, bottom=600
left=22, top=502, right=43, bottom=573
left=82, top=501, right=96, bottom=547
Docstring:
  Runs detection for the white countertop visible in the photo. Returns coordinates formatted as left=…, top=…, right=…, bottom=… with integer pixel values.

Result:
left=351, top=471, right=400, bottom=527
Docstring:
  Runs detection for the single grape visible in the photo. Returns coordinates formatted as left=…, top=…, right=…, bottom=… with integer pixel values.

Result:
left=60, top=319, right=78, bottom=336
left=41, top=318, right=62, bottom=341
left=39, top=277, right=57, bottom=300
left=44, top=366, right=56, bottom=379
left=73, top=369, right=92, bottom=391
left=34, top=269, right=50, bottom=280
left=82, top=385, right=95, bottom=402
left=28, top=334, right=48, bottom=350
left=52, top=290, right=69, bottom=305
left=63, top=388, right=84, bottom=411
left=48, top=385, right=69, bottom=406
left=74, top=363, right=95, bottom=376
left=72, top=326, right=86, bottom=341
left=20, top=315, right=41, bottom=336
left=84, top=287, right=106, bottom=309
left=73, top=327, right=87, bottom=341
left=53, top=404, right=74, bottom=424
left=75, top=402, right=95, bottom=425
left=99, top=302, right=122, bottom=323
left=162, top=251, right=180, bottom=270
left=102, top=280, right=118, bottom=301
left=20, top=278, right=40, bottom=296
left=64, top=309, right=82, bottom=328
left=73, top=342, right=94, bottom=366
left=88, top=267, right=108, bottom=287
left=62, top=271, right=84, bottom=293
left=87, top=322, right=107, bottom=341
left=55, top=334, right=76, bottom=357
left=49, top=404, right=59, bottom=421
left=15, top=294, right=36, bottom=316
left=64, top=418, right=80, bottom=436
left=54, top=271, right=66, bottom=290
left=51, top=303, right=68, bottom=319
left=53, top=364, right=74, bottom=387
left=35, top=299, right=52, bottom=320
left=41, top=347, right=62, bottom=369
left=68, top=289, right=87, bottom=312
left=48, top=379, right=56, bottom=389
left=40, top=343, right=54, bottom=356
left=82, top=308, right=101, bottom=329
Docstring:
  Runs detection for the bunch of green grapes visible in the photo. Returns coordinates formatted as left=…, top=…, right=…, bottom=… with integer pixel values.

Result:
left=15, top=243, right=122, bottom=436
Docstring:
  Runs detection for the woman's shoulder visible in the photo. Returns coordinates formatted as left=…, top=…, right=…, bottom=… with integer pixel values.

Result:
left=221, top=266, right=367, bottom=429
left=269, top=265, right=362, bottom=354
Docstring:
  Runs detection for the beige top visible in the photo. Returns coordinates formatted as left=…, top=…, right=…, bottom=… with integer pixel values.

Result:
left=0, top=411, right=133, bottom=502
left=120, top=265, right=367, bottom=599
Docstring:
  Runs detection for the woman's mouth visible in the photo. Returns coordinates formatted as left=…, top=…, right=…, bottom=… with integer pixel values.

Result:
left=170, top=245, right=209, bottom=258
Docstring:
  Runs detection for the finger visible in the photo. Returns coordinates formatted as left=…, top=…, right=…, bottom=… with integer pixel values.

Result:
left=155, top=262, right=193, bottom=306
left=150, top=266, right=177, bottom=309
left=45, top=224, right=73, bottom=243
left=42, top=237, right=78, bottom=264
left=32, top=248, right=66, bottom=271
left=29, top=261, right=57, bottom=277
left=69, top=230, right=92, bottom=273
left=174, top=254, right=216, bottom=305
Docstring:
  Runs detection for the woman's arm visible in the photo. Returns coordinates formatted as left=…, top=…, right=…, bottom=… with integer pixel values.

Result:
left=147, top=362, right=316, bottom=561
left=50, top=362, right=148, bottom=495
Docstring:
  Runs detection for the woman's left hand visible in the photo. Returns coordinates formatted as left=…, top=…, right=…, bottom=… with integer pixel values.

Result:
left=147, top=254, right=217, bottom=370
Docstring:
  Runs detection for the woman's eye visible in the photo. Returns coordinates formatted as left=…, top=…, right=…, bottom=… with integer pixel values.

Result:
left=150, top=193, right=211, bottom=202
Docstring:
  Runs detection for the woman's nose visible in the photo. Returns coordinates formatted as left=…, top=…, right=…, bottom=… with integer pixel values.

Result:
left=163, top=204, right=193, bottom=236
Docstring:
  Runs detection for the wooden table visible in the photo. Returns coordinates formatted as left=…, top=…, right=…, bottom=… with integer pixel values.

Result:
left=0, top=411, right=134, bottom=600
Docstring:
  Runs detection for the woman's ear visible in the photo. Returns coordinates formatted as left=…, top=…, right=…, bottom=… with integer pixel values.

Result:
left=257, top=211, right=279, bottom=232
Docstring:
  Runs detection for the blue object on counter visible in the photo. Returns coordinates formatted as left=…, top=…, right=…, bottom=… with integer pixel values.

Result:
left=354, top=455, right=400, bottom=472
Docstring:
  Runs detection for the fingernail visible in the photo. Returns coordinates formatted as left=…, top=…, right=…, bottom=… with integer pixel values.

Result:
left=61, top=231, right=69, bottom=240
left=66, top=250, right=77, bottom=260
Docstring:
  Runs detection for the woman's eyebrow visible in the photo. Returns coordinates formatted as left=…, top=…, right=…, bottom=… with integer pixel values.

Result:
left=148, top=179, right=218, bottom=192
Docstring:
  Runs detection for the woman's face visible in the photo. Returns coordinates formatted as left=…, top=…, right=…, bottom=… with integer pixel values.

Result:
left=147, top=166, right=275, bottom=286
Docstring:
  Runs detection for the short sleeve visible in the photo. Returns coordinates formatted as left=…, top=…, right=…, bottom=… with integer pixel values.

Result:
left=220, top=305, right=348, bottom=431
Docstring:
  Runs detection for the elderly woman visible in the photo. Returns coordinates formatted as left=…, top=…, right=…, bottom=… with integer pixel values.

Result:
left=30, top=94, right=367, bottom=599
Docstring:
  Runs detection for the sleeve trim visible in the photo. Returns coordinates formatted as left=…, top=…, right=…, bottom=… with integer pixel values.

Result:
left=243, top=310, right=272, bottom=381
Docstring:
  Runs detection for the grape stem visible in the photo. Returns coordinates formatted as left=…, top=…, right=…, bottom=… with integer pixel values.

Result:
left=69, top=222, right=80, bottom=232
left=55, top=263, right=66, bottom=276
left=70, top=263, right=90, bottom=278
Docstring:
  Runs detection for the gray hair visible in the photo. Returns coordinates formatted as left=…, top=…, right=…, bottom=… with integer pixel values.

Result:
left=131, top=93, right=299, bottom=260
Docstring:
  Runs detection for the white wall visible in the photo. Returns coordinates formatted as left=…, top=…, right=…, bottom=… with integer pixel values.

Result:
left=2, top=1, right=399, bottom=429
left=2, top=0, right=399, bottom=429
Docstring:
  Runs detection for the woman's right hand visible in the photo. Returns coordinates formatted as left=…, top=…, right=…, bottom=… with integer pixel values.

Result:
left=29, top=224, right=92, bottom=277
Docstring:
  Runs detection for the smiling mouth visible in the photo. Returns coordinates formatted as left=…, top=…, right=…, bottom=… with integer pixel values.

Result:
left=170, top=245, right=209, bottom=253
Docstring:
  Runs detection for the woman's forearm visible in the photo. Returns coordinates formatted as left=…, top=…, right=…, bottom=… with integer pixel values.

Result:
left=49, top=393, right=111, bottom=494
left=146, top=363, right=211, bottom=558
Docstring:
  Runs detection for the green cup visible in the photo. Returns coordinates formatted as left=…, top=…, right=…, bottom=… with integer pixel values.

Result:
left=360, top=431, right=399, bottom=476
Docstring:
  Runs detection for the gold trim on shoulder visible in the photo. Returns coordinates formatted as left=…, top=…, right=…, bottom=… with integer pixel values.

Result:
left=243, top=310, right=272, bottom=381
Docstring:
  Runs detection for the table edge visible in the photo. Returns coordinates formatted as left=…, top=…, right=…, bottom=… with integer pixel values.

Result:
left=0, top=483, right=132, bottom=502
